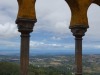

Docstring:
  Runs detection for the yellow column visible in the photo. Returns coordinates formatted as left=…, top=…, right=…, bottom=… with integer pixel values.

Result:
left=65, top=0, right=93, bottom=28
left=16, top=0, right=37, bottom=75
left=65, top=0, right=93, bottom=75
left=17, top=0, right=37, bottom=20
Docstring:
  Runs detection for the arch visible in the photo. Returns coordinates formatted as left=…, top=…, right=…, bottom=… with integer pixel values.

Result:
left=93, top=0, right=100, bottom=6
left=65, top=0, right=93, bottom=28
left=87, top=3, right=100, bottom=39
left=15, top=0, right=100, bottom=75
left=65, top=0, right=100, bottom=75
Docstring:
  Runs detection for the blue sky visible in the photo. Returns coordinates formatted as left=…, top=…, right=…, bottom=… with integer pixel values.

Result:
left=0, top=0, right=100, bottom=55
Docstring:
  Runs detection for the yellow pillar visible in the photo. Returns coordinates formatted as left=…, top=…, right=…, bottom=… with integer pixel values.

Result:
left=16, top=0, right=37, bottom=75
left=65, top=0, right=93, bottom=75
left=65, top=0, right=93, bottom=28
left=17, top=0, right=37, bottom=21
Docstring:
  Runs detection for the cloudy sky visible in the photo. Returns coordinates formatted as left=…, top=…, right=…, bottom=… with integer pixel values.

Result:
left=0, top=0, right=100, bottom=55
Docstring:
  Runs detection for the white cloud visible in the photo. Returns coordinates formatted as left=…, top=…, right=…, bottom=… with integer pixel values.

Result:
left=35, top=1, right=100, bottom=41
left=83, top=43, right=100, bottom=49
left=0, top=39, right=100, bottom=51
left=30, top=40, right=75, bottom=50
left=86, top=4, right=100, bottom=40
left=51, top=36, right=62, bottom=40
left=0, top=0, right=18, bottom=24
left=30, top=41, right=63, bottom=49
left=0, top=0, right=19, bottom=38
left=0, top=40, right=19, bottom=48
left=0, top=23, right=19, bottom=38
left=0, top=0, right=100, bottom=51
left=0, top=0, right=99, bottom=39
left=35, top=0, right=71, bottom=35
left=30, top=41, right=100, bottom=50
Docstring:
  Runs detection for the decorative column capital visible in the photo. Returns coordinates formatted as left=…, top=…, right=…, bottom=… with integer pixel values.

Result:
left=16, top=18, right=37, bottom=34
left=70, top=25, right=88, bottom=38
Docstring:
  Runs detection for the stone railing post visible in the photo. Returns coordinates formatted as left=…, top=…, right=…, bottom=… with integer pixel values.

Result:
left=16, top=0, right=37, bottom=75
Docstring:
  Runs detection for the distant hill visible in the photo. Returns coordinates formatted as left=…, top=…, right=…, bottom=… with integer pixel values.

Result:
left=0, top=49, right=100, bottom=56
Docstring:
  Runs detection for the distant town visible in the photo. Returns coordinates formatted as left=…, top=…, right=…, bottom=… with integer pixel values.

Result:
left=0, top=54, right=100, bottom=75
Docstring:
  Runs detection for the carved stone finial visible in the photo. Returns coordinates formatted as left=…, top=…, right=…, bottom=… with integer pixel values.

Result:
left=65, top=0, right=93, bottom=28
